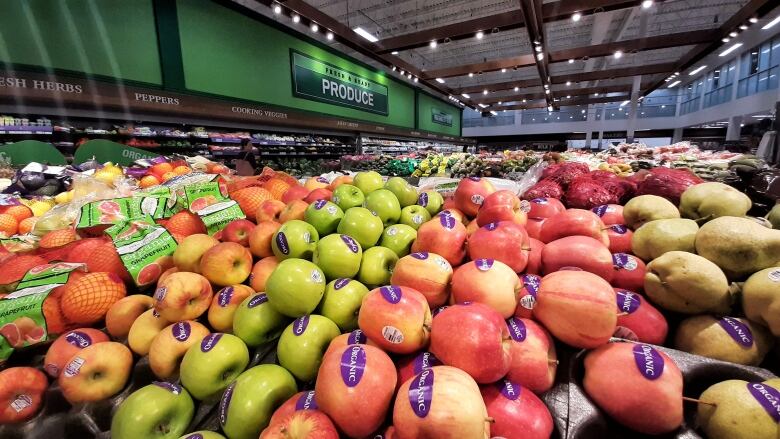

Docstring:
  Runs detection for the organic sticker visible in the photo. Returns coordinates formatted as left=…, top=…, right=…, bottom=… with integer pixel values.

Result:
left=380, top=286, right=402, bottom=304
left=499, top=379, right=522, bottom=401
left=632, top=344, right=664, bottom=380
left=747, top=382, right=780, bottom=423
left=718, top=317, right=754, bottom=348
left=347, top=329, right=367, bottom=345
left=408, top=369, right=434, bottom=418
left=220, top=382, right=235, bottom=426
left=616, top=291, right=640, bottom=314
left=507, top=317, right=527, bottom=342
left=340, top=345, right=366, bottom=387
left=412, top=352, right=441, bottom=374
left=200, top=333, right=222, bottom=352
left=247, top=293, right=268, bottom=308
left=295, top=390, right=318, bottom=411
left=476, top=259, right=494, bottom=271
left=293, top=316, right=310, bottom=336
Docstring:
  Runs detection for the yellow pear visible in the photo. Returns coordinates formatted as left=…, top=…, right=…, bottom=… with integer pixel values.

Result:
left=631, top=218, right=698, bottom=261
left=697, top=379, right=780, bottom=439
left=644, top=251, right=731, bottom=314
left=742, top=267, right=780, bottom=336
left=674, top=315, right=773, bottom=366
left=623, top=195, right=680, bottom=230
left=679, top=182, right=752, bottom=221
left=695, top=217, right=780, bottom=279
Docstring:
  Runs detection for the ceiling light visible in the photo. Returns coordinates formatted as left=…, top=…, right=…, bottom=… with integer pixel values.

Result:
left=729, top=31, right=738, bottom=37
left=462, top=93, right=471, bottom=98
left=535, top=46, right=542, bottom=53
left=435, top=78, right=445, bottom=83
left=536, top=53, right=544, bottom=60
left=534, top=40, right=541, bottom=46
left=740, top=25, right=748, bottom=30
left=478, top=103, right=488, bottom=108
left=548, top=105, right=554, bottom=112
left=498, top=101, right=502, bottom=105
left=490, top=111, right=498, bottom=116
left=722, top=37, right=730, bottom=42
left=413, top=77, right=418, bottom=83
left=522, top=99, right=527, bottom=103
left=353, top=26, right=378, bottom=42
left=568, top=59, right=574, bottom=63
left=514, top=87, right=519, bottom=92
left=763, top=15, right=780, bottom=30
left=667, top=80, right=681, bottom=88
left=400, top=70, right=405, bottom=75
left=501, top=68, right=507, bottom=73
left=566, top=95, right=571, bottom=99
left=614, top=51, right=623, bottom=59
left=273, top=4, right=282, bottom=14
left=545, top=89, right=550, bottom=94
left=719, top=43, right=743, bottom=57
left=469, top=73, right=474, bottom=78
left=566, top=81, right=571, bottom=86
left=641, top=0, right=653, bottom=8
left=544, top=84, right=549, bottom=89
left=620, top=100, right=630, bottom=107
left=430, top=40, right=437, bottom=48
left=594, top=93, right=599, bottom=96
left=582, top=109, right=586, bottom=113
left=750, top=17, right=758, bottom=24
left=310, top=23, right=319, bottom=32
left=292, top=13, right=300, bottom=23
left=572, top=12, right=582, bottom=22
left=391, top=51, right=399, bottom=55
left=483, top=90, right=488, bottom=95
left=326, top=31, right=334, bottom=40
left=689, top=65, right=707, bottom=75
left=391, top=66, right=396, bottom=71
left=476, top=31, right=484, bottom=39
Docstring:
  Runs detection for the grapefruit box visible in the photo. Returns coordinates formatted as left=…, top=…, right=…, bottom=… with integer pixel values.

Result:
left=75, top=196, right=169, bottom=231
left=0, top=262, right=86, bottom=363
left=105, top=216, right=177, bottom=288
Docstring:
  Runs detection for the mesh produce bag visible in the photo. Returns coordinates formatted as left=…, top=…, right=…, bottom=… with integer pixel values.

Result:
left=635, top=168, right=702, bottom=204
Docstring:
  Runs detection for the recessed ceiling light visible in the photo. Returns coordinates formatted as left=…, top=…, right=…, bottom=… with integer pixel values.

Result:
left=572, top=12, right=582, bottom=22
left=391, top=51, right=399, bottom=55
left=476, top=31, right=484, bottom=39
left=719, top=43, right=743, bottom=56
left=392, top=66, right=396, bottom=71
left=566, top=81, right=571, bottom=86
left=522, top=99, right=527, bottom=103
left=514, top=87, right=519, bottom=92
left=483, top=90, right=488, bottom=95
left=430, top=40, right=437, bottom=48
left=310, top=23, right=319, bottom=32
left=273, top=4, right=282, bottom=14
left=722, top=37, right=730, bottom=42
left=353, top=26, right=378, bottom=42
left=469, top=73, right=474, bottom=78
left=667, top=80, right=681, bottom=88
left=763, top=14, right=780, bottom=30
left=729, top=31, right=738, bottom=37
left=750, top=17, right=758, bottom=23
left=594, top=93, right=599, bottom=96
left=501, top=68, right=507, bottom=73
left=292, top=13, right=300, bottom=23
left=413, top=77, right=418, bottom=83
left=462, top=93, right=471, bottom=98
left=566, top=95, right=571, bottom=98
left=689, top=65, right=707, bottom=75
left=740, top=25, right=748, bottom=30
left=545, top=89, right=550, bottom=94
left=536, top=53, right=544, bottom=60
left=435, top=78, right=445, bottom=83
left=614, top=51, right=623, bottom=59
left=568, top=59, right=574, bottom=63
left=641, top=0, right=653, bottom=9
left=498, top=101, right=502, bottom=105
left=326, top=31, right=334, bottom=40
left=535, top=46, right=542, bottom=53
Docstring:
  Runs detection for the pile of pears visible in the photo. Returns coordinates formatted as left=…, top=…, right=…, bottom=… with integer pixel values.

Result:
left=613, top=182, right=780, bottom=439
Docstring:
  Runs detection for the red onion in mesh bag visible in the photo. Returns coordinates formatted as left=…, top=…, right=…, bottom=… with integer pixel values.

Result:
left=523, top=179, right=564, bottom=200
left=635, top=168, right=702, bottom=204
left=548, top=162, right=590, bottom=187
left=565, top=178, right=619, bottom=209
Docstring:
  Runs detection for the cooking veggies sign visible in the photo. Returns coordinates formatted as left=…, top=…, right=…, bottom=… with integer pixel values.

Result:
left=291, top=50, right=389, bottom=115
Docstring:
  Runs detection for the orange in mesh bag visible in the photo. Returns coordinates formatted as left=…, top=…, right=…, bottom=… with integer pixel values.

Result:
left=39, top=229, right=79, bottom=249
left=59, top=272, right=126, bottom=325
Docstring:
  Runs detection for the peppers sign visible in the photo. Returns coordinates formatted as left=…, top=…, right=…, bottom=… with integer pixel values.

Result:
left=431, top=109, right=453, bottom=127
left=291, top=50, right=388, bottom=115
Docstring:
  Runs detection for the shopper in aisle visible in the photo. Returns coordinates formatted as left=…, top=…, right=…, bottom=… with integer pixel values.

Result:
left=236, top=138, right=257, bottom=176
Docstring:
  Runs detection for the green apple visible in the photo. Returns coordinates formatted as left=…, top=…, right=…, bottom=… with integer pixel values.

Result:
left=111, top=382, right=194, bottom=439
left=337, top=207, right=384, bottom=249
left=178, top=432, right=225, bottom=439
left=399, top=205, right=431, bottom=230
left=312, top=234, right=362, bottom=280
left=277, top=315, right=340, bottom=382
left=232, top=293, right=288, bottom=347
left=357, top=246, right=399, bottom=287
left=385, top=176, right=419, bottom=207
left=364, top=189, right=401, bottom=226
left=353, top=171, right=385, bottom=195
left=304, top=200, right=344, bottom=236
left=219, top=364, right=297, bottom=439
left=379, top=224, right=418, bottom=257
left=418, top=189, right=444, bottom=216
left=272, top=220, right=319, bottom=261
left=266, top=258, right=326, bottom=317
left=180, top=333, right=250, bottom=401
left=332, top=184, right=365, bottom=211
left=317, top=278, right=370, bottom=331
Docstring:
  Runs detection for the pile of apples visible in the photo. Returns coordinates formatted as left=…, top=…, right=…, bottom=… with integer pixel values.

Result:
left=2, top=170, right=779, bottom=439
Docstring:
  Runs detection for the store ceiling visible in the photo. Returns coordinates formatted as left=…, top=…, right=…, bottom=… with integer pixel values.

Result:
left=245, top=0, right=776, bottom=110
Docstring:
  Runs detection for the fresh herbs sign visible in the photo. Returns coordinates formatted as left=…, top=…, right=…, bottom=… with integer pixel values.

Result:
left=431, top=108, right=453, bottom=127
left=291, top=50, right=389, bottom=115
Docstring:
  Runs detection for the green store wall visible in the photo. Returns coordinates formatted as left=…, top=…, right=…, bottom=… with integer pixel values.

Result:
left=417, top=92, right=461, bottom=136
left=0, top=0, right=162, bottom=85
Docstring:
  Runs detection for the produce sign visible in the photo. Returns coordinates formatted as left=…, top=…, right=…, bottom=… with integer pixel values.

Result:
left=76, top=196, right=169, bottom=230
left=0, top=140, right=67, bottom=166
left=73, top=139, right=160, bottom=166
left=431, top=108, right=453, bottom=127
left=291, top=50, right=389, bottom=115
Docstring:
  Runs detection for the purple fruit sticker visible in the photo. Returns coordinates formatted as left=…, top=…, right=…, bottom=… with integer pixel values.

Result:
left=507, top=317, right=527, bottom=342
left=248, top=293, right=268, bottom=308
left=340, top=345, right=366, bottom=387
left=408, top=369, right=434, bottom=418
left=200, top=333, right=222, bottom=352
left=347, top=329, right=367, bottom=345
left=340, top=235, right=359, bottom=253
left=413, top=351, right=441, bottom=374
left=418, top=193, right=428, bottom=207
left=718, top=317, right=754, bottom=348
left=440, top=214, right=456, bottom=229
left=217, top=286, right=234, bottom=307
left=432, top=305, right=448, bottom=317
left=380, top=285, right=402, bottom=304
left=632, top=344, right=664, bottom=380
left=469, top=176, right=481, bottom=181
left=616, top=290, right=640, bottom=314
left=295, top=390, right=318, bottom=411
left=154, top=286, right=167, bottom=302
left=532, top=198, right=548, bottom=204
left=610, top=224, right=628, bottom=234
left=154, top=381, right=182, bottom=395
left=313, top=199, right=327, bottom=209
left=334, top=278, right=350, bottom=290
left=499, top=379, right=522, bottom=401
left=411, top=252, right=429, bottom=260
left=747, top=382, right=780, bottom=422
left=219, top=382, right=235, bottom=425
left=522, top=274, right=541, bottom=297
left=172, top=322, right=191, bottom=342
left=592, top=205, right=609, bottom=217
left=612, top=253, right=638, bottom=271
left=65, top=331, right=92, bottom=348
left=476, top=258, right=494, bottom=272
left=293, top=315, right=310, bottom=336
left=484, top=222, right=498, bottom=231
left=275, top=232, right=290, bottom=255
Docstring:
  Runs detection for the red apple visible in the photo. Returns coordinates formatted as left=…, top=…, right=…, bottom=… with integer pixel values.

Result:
left=154, top=272, right=214, bottom=321
left=476, top=190, right=527, bottom=227
left=260, top=410, right=339, bottom=439
left=249, top=221, right=281, bottom=259
left=465, top=219, right=479, bottom=236
left=282, top=186, right=310, bottom=203
left=436, top=208, right=466, bottom=224
left=358, top=286, right=431, bottom=354
left=392, top=366, right=490, bottom=438
left=614, top=288, right=668, bottom=345
left=541, top=235, right=614, bottom=282
left=481, top=379, right=554, bottom=439
left=324, top=329, right=377, bottom=357
left=451, top=259, right=520, bottom=318
left=410, top=214, right=467, bottom=266
left=515, top=274, right=542, bottom=320
left=278, top=199, right=308, bottom=223
left=257, top=200, right=286, bottom=223
left=591, top=204, right=624, bottom=225
left=454, top=177, right=496, bottom=218
left=467, top=221, right=530, bottom=273
left=200, top=242, right=253, bottom=287
left=526, top=197, right=565, bottom=219
left=430, top=303, right=512, bottom=383
left=328, top=175, right=352, bottom=191
left=44, top=328, right=110, bottom=377
left=59, top=342, right=133, bottom=403
left=525, top=238, right=544, bottom=275
left=539, top=209, right=609, bottom=246
left=606, top=224, right=633, bottom=254
left=315, top=344, right=396, bottom=438
left=525, top=217, right=545, bottom=240
left=395, top=351, right=441, bottom=391
left=304, top=176, right=330, bottom=191
left=0, top=367, right=48, bottom=423
left=249, top=257, right=279, bottom=293
left=304, top=188, right=333, bottom=204
left=222, top=219, right=256, bottom=246
left=505, top=317, right=557, bottom=394
left=390, top=252, right=453, bottom=308
left=269, top=390, right=320, bottom=426
left=610, top=253, right=646, bottom=292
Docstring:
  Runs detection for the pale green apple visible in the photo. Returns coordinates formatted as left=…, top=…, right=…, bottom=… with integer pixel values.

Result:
left=317, top=278, right=370, bottom=331
left=385, top=176, right=419, bottom=207
left=232, top=293, right=288, bottom=347
left=277, top=315, right=341, bottom=382
left=358, top=246, right=399, bottom=287
left=418, top=190, right=444, bottom=216
left=304, top=200, right=344, bottom=236
left=337, top=207, right=384, bottom=249
left=266, top=259, right=326, bottom=317
left=353, top=171, right=384, bottom=195
left=219, top=364, right=297, bottom=439
left=178, top=432, right=225, bottom=439
left=111, top=382, right=194, bottom=439
left=312, top=234, right=362, bottom=280
left=271, top=220, right=319, bottom=261
left=399, top=205, right=431, bottom=230
left=332, top=184, right=364, bottom=211
left=379, top=224, right=418, bottom=257
left=180, top=333, right=250, bottom=401
left=364, top=189, right=401, bottom=226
